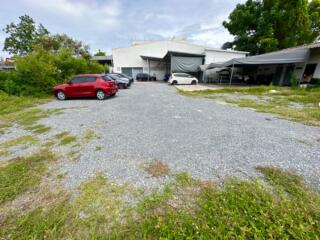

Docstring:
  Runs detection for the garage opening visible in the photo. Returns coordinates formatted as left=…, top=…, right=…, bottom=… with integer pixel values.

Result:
left=121, top=67, right=143, bottom=79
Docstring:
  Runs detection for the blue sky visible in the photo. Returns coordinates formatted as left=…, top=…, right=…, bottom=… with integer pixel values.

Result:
left=0, top=0, right=245, bottom=57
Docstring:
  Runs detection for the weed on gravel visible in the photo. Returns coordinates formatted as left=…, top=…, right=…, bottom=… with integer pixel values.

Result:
left=95, top=145, right=102, bottom=151
left=0, top=135, right=38, bottom=157
left=1, top=167, right=319, bottom=239
left=25, top=124, right=52, bottom=134
left=55, top=131, right=77, bottom=146
left=82, top=129, right=96, bottom=143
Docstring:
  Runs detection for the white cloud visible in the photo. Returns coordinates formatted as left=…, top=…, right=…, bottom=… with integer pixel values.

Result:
left=21, top=0, right=121, bottom=31
left=189, top=27, right=235, bottom=48
left=0, top=0, right=246, bottom=56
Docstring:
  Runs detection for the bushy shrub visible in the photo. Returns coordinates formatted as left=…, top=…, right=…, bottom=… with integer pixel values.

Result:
left=0, top=71, right=22, bottom=95
left=5, top=47, right=105, bottom=96
left=15, top=48, right=59, bottom=96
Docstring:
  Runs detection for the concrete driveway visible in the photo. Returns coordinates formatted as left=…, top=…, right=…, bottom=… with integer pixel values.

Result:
left=40, top=82, right=320, bottom=189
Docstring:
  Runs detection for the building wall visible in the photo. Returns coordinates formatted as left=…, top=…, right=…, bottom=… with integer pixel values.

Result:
left=112, top=40, right=248, bottom=80
left=112, top=40, right=203, bottom=72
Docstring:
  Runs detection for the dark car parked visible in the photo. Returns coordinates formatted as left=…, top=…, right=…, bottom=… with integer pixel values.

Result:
left=106, top=74, right=131, bottom=89
left=114, top=73, right=134, bottom=84
left=52, top=74, right=118, bottom=100
left=136, top=73, right=156, bottom=81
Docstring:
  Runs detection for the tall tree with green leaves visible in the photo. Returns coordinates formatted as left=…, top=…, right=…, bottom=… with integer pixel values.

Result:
left=223, top=0, right=320, bottom=55
left=35, top=34, right=91, bottom=59
left=309, top=0, right=320, bottom=41
left=3, top=15, right=49, bottom=55
left=94, top=50, right=106, bottom=56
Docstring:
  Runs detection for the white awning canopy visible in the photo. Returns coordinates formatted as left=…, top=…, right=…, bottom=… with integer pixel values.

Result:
left=206, top=48, right=310, bottom=70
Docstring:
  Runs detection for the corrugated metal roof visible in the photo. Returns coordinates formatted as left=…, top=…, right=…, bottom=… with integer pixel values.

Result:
left=206, top=48, right=310, bottom=69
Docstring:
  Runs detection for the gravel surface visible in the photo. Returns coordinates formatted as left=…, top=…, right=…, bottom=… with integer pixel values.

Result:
left=32, top=82, right=320, bottom=189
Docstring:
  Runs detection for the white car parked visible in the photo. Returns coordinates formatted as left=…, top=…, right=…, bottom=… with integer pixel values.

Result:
left=168, top=73, right=198, bottom=85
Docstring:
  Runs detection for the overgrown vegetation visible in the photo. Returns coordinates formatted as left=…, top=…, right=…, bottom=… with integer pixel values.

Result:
left=1, top=166, right=319, bottom=239
left=0, top=47, right=104, bottom=96
left=0, top=149, right=55, bottom=204
left=179, top=85, right=320, bottom=126
left=0, top=91, right=49, bottom=116
left=0, top=92, right=63, bottom=133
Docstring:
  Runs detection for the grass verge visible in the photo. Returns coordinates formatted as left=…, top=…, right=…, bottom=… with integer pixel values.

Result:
left=0, top=92, right=50, bottom=117
left=179, top=85, right=320, bottom=126
left=1, top=167, right=319, bottom=239
left=0, top=92, right=62, bottom=133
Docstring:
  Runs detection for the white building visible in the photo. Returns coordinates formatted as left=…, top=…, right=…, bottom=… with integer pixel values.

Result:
left=112, top=40, right=248, bottom=81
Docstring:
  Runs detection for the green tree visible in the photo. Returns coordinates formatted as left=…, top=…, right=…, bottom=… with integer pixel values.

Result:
left=14, top=47, right=59, bottom=95
left=36, top=34, right=90, bottom=58
left=12, top=47, right=105, bottom=95
left=94, top=50, right=106, bottom=56
left=309, top=0, right=320, bottom=41
left=3, top=15, right=49, bottom=55
left=223, top=0, right=320, bottom=54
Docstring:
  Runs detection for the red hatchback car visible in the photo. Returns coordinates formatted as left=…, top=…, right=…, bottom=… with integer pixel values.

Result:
left=52, top=74, right=118, bottom=100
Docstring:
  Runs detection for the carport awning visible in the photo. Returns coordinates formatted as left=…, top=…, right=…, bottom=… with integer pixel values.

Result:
left=206, top=48, right=310, bottom=70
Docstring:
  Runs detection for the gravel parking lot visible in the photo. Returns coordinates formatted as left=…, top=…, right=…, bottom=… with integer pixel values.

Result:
left=40, top=82, right=320, bottom=189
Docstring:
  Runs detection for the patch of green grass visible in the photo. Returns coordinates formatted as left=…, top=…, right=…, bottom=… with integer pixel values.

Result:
left=42, top=141, right=55, bottom=148
left=1, top=198, right=70, bottom=240
left=227, top=98, right=320, bottom=126
left=0, top=93, right=62, bottom=133
left=70, top=174, right=132, bottom=237
left=0, top=93, right=50, bottom=117
left=0, top=122, right=11, bottom=134
left=60, top=136, right=77, bottom=146
left=95, top=145, right=102, bottom=151
left=25, top=124, right=51, bottom=134
left=12, top=108, right=63, bottom=128
left=55, top=131, right=77, bottom=146
left=67, top=150, right=80, bottom=161
left=111, top=168, right=320, bottom=239
left=54, top=131, right=70, bottom=139
left=0, top=135, right=38, bottom=156
left=1, top=168, right=319, bottom=239
left=179, top=86, right=320, bottom=126
left=0, top=150, right=55, bottom=204
left=256, top=166, right=308, bottom=196
left=1, top=174, right=134, bottom=239
left=83, top=129, right=96, bottom=143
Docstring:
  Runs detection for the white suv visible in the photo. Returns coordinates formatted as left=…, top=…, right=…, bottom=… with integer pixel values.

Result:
left=168, top=73, right=198, bottom=85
